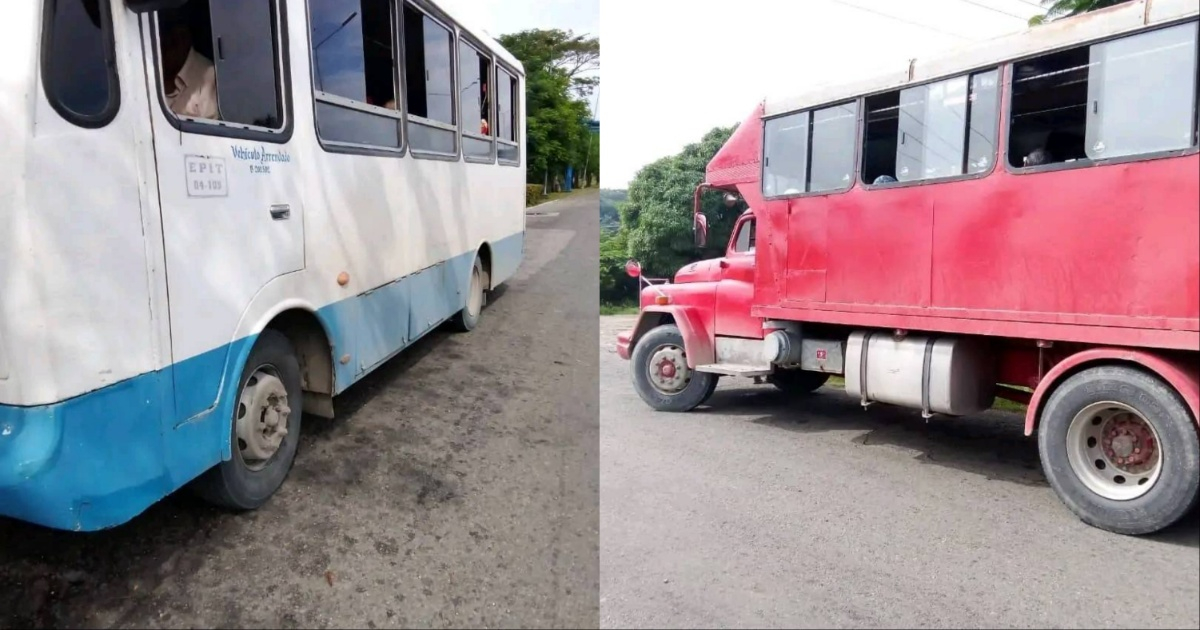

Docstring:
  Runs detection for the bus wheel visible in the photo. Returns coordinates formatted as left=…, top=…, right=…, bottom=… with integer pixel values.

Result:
left=769, top=369, right=829, bottom=395
left=193, top=330, right=303, bottom=511
left=1038, top=365, right=1200, bottom=535
left=630, top=324, right=717, bottom=412
left=450, top=256, right=486, bottom=332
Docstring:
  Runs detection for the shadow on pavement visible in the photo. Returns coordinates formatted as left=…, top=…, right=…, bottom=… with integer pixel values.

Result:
left=695, top=383, right=1199, bottom=550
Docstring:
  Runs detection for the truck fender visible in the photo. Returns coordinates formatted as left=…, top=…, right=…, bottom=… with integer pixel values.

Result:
left=1025, top=348, right=1200, bottom=436
left=626, top=306, right=715, bottom=368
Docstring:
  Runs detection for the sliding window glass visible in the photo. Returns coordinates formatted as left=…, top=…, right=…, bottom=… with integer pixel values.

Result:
left=1009, top=21, right=1198, bottom=168
left=763, top=101, right=857, bottom=196
left=459, top=39, right=494, bottom=161
left=310, top=0, right=400, bottom=150
left=404, top=3, right=457, bottom=156
left=155, top=0, right=288, bottom=137
left=862, top=68, right=998, bottom=184
left=496, top=67, right=519, bottom=164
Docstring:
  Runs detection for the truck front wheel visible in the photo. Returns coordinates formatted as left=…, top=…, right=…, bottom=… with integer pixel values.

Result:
left=1038, top=365, right=1200, bottom=535
left=631, top=324, right=718, bottom=412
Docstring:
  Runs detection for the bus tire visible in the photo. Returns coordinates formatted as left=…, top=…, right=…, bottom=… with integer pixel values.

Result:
left=1038, top=365, right=1200, bottom=535
left=193, top=329, right=304, bottom=511
left=630, top=324, right=717, bottom=412
left=769, top=369, right=829, bottom=395
left=450, top=256, right=486, bottom=332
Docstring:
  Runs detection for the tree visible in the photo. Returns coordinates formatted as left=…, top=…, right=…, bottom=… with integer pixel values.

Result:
left=619, top=125, right=741, bottom=276
left=1028, top=0, right=1129, bottom=26
left=498, top=29, right=598, bottom=190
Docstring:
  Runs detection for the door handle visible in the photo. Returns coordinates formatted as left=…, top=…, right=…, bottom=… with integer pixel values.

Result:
left=270, top=204, right=291, bottom=221
left=719, top=260, right=729, bottom=269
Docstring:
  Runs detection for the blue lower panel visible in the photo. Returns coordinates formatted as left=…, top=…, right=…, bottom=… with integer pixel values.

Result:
left=491, top=231, right=524, bottom=287
left=0, top=337, right=255, bottom=531
left=0, top=231, right=523, bottom=531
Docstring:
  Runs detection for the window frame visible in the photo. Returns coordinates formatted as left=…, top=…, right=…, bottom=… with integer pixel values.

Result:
left=402, top=0, right=461, bottom=162
left=760, top=98, right=862, bottom=201
left=457, top=32, right=496, bottom=165
left=306, top=0, right=407, bottom=157
left=1004, top=17, right=1200, bottom=177
left=860, top=65, right=1003, bottom=191
left=729, top=215, right=756, bottom=255
left=41, top=0, right=122, bottom=129
left=495, top=63, right=521, bottom=166
left=149, top=0, right=295, bottom=143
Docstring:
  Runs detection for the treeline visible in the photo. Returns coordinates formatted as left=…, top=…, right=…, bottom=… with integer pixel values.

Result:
left=498, top=29, right=599, bottom=193
left=599, top=125, right=741, bottom=308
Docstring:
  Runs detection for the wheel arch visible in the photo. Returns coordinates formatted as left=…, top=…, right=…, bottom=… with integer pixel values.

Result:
left=627, top=306, right=714, bottom=368
left=475, top=241, right=494, bottom=289
left=1026, top=348, right=1200, bottom=437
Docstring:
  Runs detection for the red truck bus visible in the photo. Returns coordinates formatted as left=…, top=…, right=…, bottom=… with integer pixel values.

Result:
left=616, top=0, right=1200, bottom=535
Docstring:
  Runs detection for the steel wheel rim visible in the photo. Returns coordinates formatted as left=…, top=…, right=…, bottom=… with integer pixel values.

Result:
left=1065, top=401, right=1162, bottom=501
left=647, top=344, right=689, bottom=395
left=236, top=365, right=291, bottom=472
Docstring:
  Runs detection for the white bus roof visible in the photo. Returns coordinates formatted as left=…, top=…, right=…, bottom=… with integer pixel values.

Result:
left=763, top=0, right=1198, bottom=118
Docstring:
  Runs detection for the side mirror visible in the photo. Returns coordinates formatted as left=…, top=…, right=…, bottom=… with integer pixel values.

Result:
left=693, top=213, right=708, bottom=248
left=125, top=0, right=188, bottom=13
left=624, top=260, right=641, bottom=278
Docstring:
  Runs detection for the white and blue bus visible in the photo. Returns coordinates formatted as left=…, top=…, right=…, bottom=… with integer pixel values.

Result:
left=0, top=0, right=526, bottom=531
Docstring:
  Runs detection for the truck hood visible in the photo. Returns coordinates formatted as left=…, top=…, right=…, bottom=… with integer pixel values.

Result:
left=673, top=258, right=723, bottom=284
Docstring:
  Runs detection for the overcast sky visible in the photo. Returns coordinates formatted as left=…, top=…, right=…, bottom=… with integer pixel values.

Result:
left=438, top=0, right=601, bottom=116
left=602, top=0, right=1046, bottom=189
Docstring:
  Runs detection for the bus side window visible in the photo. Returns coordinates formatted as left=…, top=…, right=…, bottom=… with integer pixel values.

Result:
left=156, top=0, right=285, bottom=130
left=404, top=3, right=457, bottom=156
left=496, top=67, right=519, bottom=164
left=460, top=39, right=495, bottom=161
left=1009, top=20, right=1198, bottom=168
left=42, top=0, right=120, bottom=128
left=310, top=0, right=402, bottom=150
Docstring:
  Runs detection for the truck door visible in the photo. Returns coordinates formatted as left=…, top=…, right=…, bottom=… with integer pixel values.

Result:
left=138, top=3, right=304, bottom=422
left=714, top=216, right=762, bottom=339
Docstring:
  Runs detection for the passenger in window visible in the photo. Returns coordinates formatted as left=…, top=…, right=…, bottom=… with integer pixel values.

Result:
left=161, top=20, right=218, bottom=120
left=873, top=175, right=897, bottom=184
left=1023, top=147, right=1050, bottom=167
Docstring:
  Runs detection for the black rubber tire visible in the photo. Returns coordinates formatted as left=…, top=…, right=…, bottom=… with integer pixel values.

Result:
left=630, top=324, right=718, bottom=412
left=192, top=330, right=304, bottom=511
left=769, top=369, right=830, bottom=395
left=450, top=257, right=486, bottom=332
left=701, top=375, right=721, bottom=405
left=1038, top=365, right=1200, bottom=535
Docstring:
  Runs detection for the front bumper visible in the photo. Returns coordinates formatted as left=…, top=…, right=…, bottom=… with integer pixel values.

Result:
left=616, top=330, right=633, bottom=360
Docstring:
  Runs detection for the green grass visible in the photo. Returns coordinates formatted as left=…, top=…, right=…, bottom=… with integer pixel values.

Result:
left=601, top=303, right=639, bottom=316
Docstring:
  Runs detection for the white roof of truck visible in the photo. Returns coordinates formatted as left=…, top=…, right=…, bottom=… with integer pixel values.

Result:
left=763, top=0, right=1198, bottom=117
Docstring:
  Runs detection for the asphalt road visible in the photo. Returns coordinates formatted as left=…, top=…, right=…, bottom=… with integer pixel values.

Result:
left=599, top=315, right=1200, bottom=629
left=0, top=190, right=600, bottom=630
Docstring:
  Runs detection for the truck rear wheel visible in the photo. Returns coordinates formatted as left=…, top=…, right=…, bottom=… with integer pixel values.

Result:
left=769, top=369, right=829, bottom=395
left=631, top=324, right=718, bottom=412
left=1038, top=365, right=1200, bottom=535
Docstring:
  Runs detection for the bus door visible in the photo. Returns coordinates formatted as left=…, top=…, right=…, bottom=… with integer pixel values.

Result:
left=137, top=3, right=305, bottom=422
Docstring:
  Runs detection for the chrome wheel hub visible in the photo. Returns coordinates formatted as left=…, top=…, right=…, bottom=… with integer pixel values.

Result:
left=1066, top=401, right=1162, bottom=501
left=647, top=345, right=689, bottom=394
left=237, top=368, right=291, bottom=471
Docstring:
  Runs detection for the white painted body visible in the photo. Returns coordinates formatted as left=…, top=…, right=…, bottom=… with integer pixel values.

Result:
left=0, top=0, right=527, bottom=530
left=0, top=0, right=525, bottom=407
